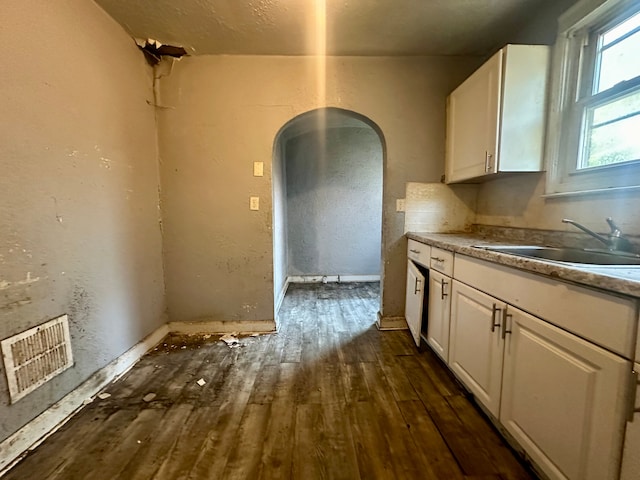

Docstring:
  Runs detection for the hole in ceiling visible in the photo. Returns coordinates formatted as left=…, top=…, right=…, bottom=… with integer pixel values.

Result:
left=136, top=38, right=188, bottom=66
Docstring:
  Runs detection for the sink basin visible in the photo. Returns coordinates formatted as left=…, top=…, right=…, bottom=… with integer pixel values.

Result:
left=473, top=245, right=640, bottom=266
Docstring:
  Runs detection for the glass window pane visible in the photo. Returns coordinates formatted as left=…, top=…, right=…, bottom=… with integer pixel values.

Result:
left=592, top=89, right=640, bottom=126
left=602, top=11, right=640, bottom=47
left=595, top=29, right=640, bottom=92
left=582, top=112, right=640, bottom=168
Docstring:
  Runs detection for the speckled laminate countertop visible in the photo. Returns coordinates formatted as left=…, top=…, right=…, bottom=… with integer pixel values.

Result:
left=407, top=231, right=640, bottom=299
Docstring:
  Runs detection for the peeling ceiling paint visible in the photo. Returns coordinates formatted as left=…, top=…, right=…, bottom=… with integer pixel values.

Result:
left=94, top=0, right=568, bottom=56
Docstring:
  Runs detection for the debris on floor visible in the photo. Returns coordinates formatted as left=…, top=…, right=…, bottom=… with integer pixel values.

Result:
left=142, top=393, right=156, bottom=402
left=196, top=378, right=206, bottom=387
left=97, top=392, right=111, bottom=400
left=220, top=333, right=241, bottom=348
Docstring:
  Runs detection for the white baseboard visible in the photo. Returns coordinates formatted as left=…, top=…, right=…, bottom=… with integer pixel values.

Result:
left=376, top=311, right=408, bottom=331
left=0, top=323, right=170, bottom=476
left=168, top=319, right=277, bottom=335
left=287, top=275, right=380, bottom=284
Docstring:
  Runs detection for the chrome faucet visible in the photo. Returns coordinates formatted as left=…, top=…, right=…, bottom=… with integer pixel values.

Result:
left=562, top=217, right=635, bottom=253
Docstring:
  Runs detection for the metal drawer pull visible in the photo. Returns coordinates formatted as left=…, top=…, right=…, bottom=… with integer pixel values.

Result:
left=502, top=308, right=512, bottom=339
left=431, top=257, right=445, bottom=262
left=414, top=278, right=421, bottom=294
left=490, top=303, right=501, bottom=332
left=441, top=278, right=448, bottom=299
left=409, top=249, right=421, bottom=254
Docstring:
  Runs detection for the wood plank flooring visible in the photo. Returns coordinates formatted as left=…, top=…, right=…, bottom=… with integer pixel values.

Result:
left=4, top=282, right=536, bottom=480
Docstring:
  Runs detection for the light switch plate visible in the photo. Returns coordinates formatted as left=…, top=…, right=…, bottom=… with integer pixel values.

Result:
left=250, top=196, right=260, bottom=210
left=396, top=199, right=406, bottom=212
left=253, top=162, right=264, bottom=177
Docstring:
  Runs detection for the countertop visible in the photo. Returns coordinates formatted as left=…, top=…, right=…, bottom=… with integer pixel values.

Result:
left=407, top=231, right=640, bottom=299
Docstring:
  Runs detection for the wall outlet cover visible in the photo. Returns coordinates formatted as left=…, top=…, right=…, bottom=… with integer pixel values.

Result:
left=253, top=162, right=264, bottom=177
left=250, top=196, right=260, bottom=210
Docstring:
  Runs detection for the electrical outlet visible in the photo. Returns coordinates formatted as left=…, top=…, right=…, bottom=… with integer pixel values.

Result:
left=396, top=199, right=406, bottom=212
left=250, top=196, right=260, bottom=210
left=253, top=162, right=264, bottom=177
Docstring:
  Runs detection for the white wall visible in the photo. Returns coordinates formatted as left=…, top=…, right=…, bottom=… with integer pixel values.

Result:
left=0, top=0, right=166, bottom=442
left=286, top=127, right=383, bottom=277
left=157, top=55, right=481, bottom=325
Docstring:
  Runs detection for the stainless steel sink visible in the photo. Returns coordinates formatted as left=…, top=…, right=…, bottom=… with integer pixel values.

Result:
left=473, top=245, right=640, bottom=266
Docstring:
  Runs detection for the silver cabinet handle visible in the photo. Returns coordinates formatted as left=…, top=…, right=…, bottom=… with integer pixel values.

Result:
left=485, top=151, right=494, bottom=172
left=409, top=249, right=421, bottom=254
left=491, top=303, right=502, bottom=332
left=414, top=278, right=421, bottom=294
left=502, top=307, right=513, bottom=339
left=441, top=278, right=448, bottom=299
left=431, top=256, right=445, bottom=262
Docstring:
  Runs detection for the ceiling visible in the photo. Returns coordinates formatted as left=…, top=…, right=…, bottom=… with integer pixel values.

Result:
left=94, top=0, right=558, bottom=56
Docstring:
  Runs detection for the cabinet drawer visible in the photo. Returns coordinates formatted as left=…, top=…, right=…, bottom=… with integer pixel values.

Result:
left=454, top=254, right=637, bottom=358
left=430, top=247, right=454, bottom=276
left=408, top=239, right=431, bottom=268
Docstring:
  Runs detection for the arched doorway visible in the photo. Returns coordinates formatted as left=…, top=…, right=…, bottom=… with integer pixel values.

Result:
left=272, top=108, right=385, bottom=320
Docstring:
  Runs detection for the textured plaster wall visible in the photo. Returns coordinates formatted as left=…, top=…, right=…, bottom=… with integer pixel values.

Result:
left=272, top=139, right=288, bottom=307
left=286, top=127, right=382, bottom=277
left=0, top=1, right=166, bottom=442
left=158, top=55, right=479, bottom=323
left=474, top=0, right=640, bottom=237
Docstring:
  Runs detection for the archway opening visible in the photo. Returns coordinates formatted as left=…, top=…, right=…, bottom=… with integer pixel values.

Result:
left=272, top=108, right=385, bottom=321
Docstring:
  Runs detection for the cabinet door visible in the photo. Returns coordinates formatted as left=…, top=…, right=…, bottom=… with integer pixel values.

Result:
left=446, top=50, right=502, bottom=183
left=449, top=280, right=504, bottom=416
left=405, top=260, right=425, bottom=347
left=500, top=306, right=630, bottom=480
left=620, top=364, right=640, bottom=480
left=426, top=270, right=451, bottom=362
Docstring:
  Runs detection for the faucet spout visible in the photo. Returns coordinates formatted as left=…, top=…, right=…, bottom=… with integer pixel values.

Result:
left=561, top=219, right=610, bottom=246
left=562, top=218, right=635, bottom=253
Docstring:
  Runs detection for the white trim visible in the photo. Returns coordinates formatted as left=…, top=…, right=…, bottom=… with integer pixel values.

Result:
left=0, top=323, right=170, bottom=476
left=376, top=312, right=409, bottom=331
left=287, top=275, right=380, bottom=284
left=546, top=0, right=640, bottom=195
left=168, top=320, right=276, bottom=335
left=274, top=279, right=290, bottom=320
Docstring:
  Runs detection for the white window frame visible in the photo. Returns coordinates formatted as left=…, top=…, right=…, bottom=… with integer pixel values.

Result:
left=546, top=0, right=640, bottom=196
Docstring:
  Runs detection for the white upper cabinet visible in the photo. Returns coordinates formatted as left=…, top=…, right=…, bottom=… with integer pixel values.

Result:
left=445, top=44, right=549, bottom=183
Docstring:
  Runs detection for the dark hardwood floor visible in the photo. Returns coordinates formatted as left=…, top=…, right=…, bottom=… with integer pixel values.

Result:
left=5, top=282, right=536, bottom=479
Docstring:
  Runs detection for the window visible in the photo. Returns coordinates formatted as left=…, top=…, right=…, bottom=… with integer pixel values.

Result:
left=546, top=0, right=640, bottom=195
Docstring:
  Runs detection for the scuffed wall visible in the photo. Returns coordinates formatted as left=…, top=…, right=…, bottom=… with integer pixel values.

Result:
left=157, top=55, right=480, bottom=324
left=0, top=1, right=166, bottom=442
left=286, top=127, right=383, bottom=277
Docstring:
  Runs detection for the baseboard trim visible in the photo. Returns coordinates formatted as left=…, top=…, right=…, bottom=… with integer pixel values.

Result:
left=287, top=275, right=380, bottom=284
left=376, top=312, right=408, bottom=331
left=168, top=319, right=277, bottom=335
left=0, top=323, right=170, bottom=476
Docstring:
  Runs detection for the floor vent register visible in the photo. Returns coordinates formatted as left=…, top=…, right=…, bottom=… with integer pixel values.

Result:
left=1, top=314, right=73, bottom=403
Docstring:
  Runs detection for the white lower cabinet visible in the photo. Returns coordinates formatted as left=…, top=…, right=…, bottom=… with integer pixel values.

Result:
left=449, top=280, right=504, bottom=417
left=449, top=278, right=630, bottom=480
left=405, top=260, right=425, bottom=347
left=426, top=269, right=451, bottom=362
left=620, top=364, right=640, bottom=480
left=500, top=306, right=629, bottom=480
